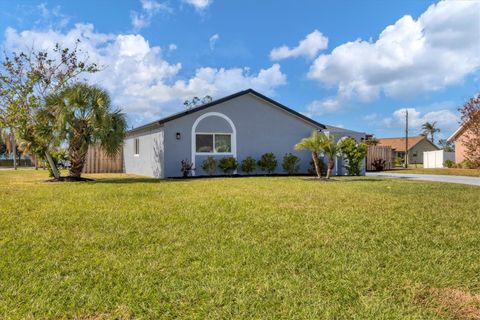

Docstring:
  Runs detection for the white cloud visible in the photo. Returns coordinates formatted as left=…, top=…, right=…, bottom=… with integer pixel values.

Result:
left=3, top=24, right=286, bottom=126
left=382, top=107, right=459, bottom=135
left=308, top=0, right=480, bottom=102
left=270, top=30, right=328, bottom=61
left=131, top=0, right=172, bottom=32
left=168, top=43, right=177, bottom=51
left=184, top=0, right=212, bottom=10
left=304, top=96, right=341, bottom=117
left=209, top=33, right=219, bottom=50
left=35, top=3, right=70, bottom=29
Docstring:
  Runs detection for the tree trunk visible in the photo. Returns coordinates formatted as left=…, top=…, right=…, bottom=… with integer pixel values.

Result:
left=312, top=151, right=321, bottom=179
left=326, top=159, right=334, bottom=179
left=34, top=156, right=38, bottom=170
left=10, top=129, right=17, bottom=170
left=69, top=145, right=88, bottom=178
left=45, top=151, right=60, bottom=179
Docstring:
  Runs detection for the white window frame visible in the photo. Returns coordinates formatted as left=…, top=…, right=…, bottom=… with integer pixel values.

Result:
left=195, top=132, right=233, bottom=155
left=134, top=138, right=140, bottom=156
left=191, top=112, right=237, bottom=176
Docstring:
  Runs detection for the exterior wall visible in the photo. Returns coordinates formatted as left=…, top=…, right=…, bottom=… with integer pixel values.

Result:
left=454, top=131, right=469, bottom=163
left=408, top=139, right=438, bottom=164
left=163, top=94, right=320, bottom=177
left=123, top=126, right=165, bottom=178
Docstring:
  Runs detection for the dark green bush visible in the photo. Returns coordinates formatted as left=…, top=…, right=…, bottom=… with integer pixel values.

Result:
left=201, top=156, right=217, bottom=176
left=218, top=157, right=238, bottom=175
left=282, top=153, right=300, bottom=174
left=338, top=138, right=367, bottom=176
left=240, top=156, right=256, bottom=174
left=443, top=159, right=455, bottom=168
left=257, top=152, right=277, bottom=174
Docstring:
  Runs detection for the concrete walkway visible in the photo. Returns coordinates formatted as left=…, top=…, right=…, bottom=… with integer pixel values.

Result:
left=366, top=172, right=480, bottom=186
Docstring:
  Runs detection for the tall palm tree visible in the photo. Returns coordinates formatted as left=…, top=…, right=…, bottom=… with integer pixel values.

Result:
left=294, top=130, right=324, bottom=178
left=320, top=134, right=340, bottom=179
left=421, top=121, right=440, bottom=143
left=45, top=83, right=126, bottom=178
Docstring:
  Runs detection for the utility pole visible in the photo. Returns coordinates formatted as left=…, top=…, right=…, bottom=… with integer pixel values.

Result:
left=404, top=109, right=408, bottom=169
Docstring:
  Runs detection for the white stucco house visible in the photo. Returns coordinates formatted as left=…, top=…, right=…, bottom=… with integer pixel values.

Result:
left=124, top=89, right=365, bottom=178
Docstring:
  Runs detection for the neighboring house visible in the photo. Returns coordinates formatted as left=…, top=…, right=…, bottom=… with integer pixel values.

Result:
left=377, top=135, right=439, bottom=164
left=447, top=119, right=478, bottom=163
left=124, top=89, right=365, bottom=178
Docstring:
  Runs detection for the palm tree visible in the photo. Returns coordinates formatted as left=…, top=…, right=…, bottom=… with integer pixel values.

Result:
left=421, top=121, right=440, bottom=143
left=294, top=130, right=324, bottom=178
left=45, top=83, right=126, bottom=179
left=320, top=134, right=340, bottom=179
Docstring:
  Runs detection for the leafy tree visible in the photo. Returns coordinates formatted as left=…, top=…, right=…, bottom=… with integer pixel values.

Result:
left=364, top=136, right=379, bottom=146
left=183, top=95, right=213, bottom=110
left=218, top=156, right=238, bottom=175
left=257, top=152, right=277, bottom=174
left=320, top=134, right=341, bottom=179
left=44, top=83, right=126, bottom=178
left=240, top=156, right=256, bottom=174
left=421, top=121, right=440, bottom=143
left=438, top=139, right=454, bottom=152
left=0, top=42, right=99, bottom=178
left=458, top=93, right=480, bottom=166
left=282, top=153, right=300, bottom=174
left=201, top=156, right=217, bottom=176
left=338, top=138, right=367, bottom=176
left=294, top=131, right=324, bottom=178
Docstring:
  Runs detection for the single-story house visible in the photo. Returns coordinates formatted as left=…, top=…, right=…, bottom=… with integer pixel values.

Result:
left=124, top=89, right=365, bottom=178
left=447, top=117, right=479, bottom=164
left=377, top=135, right=439, bottom=164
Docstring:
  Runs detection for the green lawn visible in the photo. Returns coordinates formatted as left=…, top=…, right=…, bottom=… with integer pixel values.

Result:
left=389, top=167, right=480, bottom=177
left=1, top=170, right=479, bottom=319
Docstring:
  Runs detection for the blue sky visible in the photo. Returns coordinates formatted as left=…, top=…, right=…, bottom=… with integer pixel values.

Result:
left=1, top=0, right=479, bottom=139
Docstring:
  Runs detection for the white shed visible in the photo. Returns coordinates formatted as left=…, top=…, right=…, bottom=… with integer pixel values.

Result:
left=423, top=150, right=455, bottom=168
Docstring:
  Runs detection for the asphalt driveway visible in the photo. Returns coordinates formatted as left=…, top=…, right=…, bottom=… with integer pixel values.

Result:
left=366, top=172, right=480, bottom=186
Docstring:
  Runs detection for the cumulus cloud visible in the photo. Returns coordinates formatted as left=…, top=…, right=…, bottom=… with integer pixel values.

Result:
left=3, top=24, right=286, bottom=126
left=209, top=33, right=219, bottom=50
left=304, top=97, right=341, bottom=117
left=381, top=107, right=459, bottom=135
left=308, top=0, right=480, bottom=102
left=184, top=0, right=212, bottom=10
left=131, top=0, right=172, bottom=32
left=270, top=30, right=328, bottom=60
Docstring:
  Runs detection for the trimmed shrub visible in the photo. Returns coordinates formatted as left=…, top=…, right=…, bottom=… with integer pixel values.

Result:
left=257, top=152, right=277, bottom=174
left=240, top=156, right=256, bottom=174
left=460, top=160, right=480, bottom=169
left=201, top=156, right=217, bottom=176
left=282, top=153, right=300, bottom=174
left=218, top=157, right=238, bottom=175
left=443, top=159, right=455, bottom=168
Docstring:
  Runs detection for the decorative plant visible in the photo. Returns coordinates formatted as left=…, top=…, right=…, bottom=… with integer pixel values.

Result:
left=320, top=134, right=341, bottom=179
left=282, top=153, right=300, bottom=174
left=240, top=156, right=256, bottom=174
left=257, top=152, right=277, bottom=174
left=218, top=156, right=238, bottom=175
left=338, top=138, right=367, bottom=176
left=443, top=159, right=455, bottom=168
left=180, top=159, right=194, bottom=177
left=201, top=156, right=217, bottom=176
left=294, top=131, right=324, bottom=178
left=371, top=158, right=386, bottom=171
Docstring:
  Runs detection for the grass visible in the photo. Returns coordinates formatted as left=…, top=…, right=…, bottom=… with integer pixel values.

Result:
left=0, top=170, right=479, bottom=319
left=389, top=167, right=480, bottom=177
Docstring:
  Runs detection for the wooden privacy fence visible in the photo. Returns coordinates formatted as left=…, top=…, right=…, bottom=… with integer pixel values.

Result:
left=366, top=146, right=393, bottom=171
left=83, top=145, right=124, bottom=173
